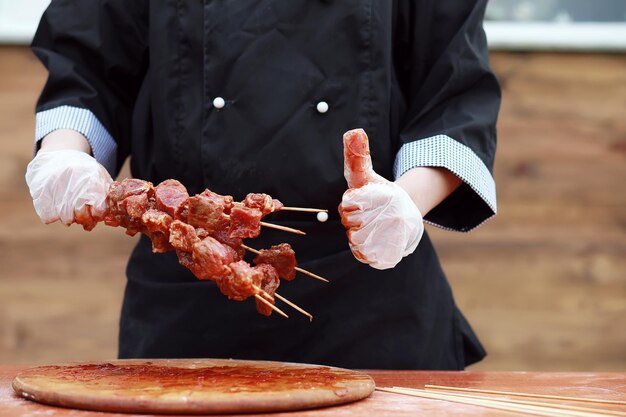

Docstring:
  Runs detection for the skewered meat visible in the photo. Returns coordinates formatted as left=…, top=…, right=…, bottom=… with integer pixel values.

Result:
left=211, top=229, right=245, bottom=259
left=155, top=179, right=189, bottom=218
left=200, top=189, right=234, bottom=213
left=83, top=177, right=310, bottom=316
left=141, top=209, right=174, bottom=253
left=185, top=195, right=230, bottom=233
left=217, top=260, right=263, bottom=301
left=254, top=264, right=281, bottom=316
left=244, top=193, right=284, bottom=215
left=108, top=178, right=154, bottom=202
left=253, top=243, right=297, bottom=281
left=228, top=205, right=263, bottom=239
left=104, top=179, right=154, bottom=235
left=169, top=220, right=200, bottom=252
left=123, top=193, right=149, bottom=220
left=192, top=236, right=238, bottom=280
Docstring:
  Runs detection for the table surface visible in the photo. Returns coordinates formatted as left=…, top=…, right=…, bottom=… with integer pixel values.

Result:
left=2, top=365, right=625, bottom=416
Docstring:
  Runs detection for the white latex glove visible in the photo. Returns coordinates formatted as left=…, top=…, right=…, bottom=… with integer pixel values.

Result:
left=340, top=128, right=424, bottom=270
left=340, top=181, right=424, bottom=270
left=25, top=149, right=113, bottom=230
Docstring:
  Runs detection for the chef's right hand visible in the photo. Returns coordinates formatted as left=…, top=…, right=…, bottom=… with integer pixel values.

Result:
left=25, top=147, right=113, bottom=230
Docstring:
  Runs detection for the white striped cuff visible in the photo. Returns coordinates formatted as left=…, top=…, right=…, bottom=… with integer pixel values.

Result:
left=393, top=134, right=497, bottom=230
left=35, top=106, right=118, bottom=175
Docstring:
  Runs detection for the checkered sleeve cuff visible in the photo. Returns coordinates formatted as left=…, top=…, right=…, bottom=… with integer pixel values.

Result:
left=35, top=106, right=118, bottom=175
left=393, top=135, right=497, bottom=231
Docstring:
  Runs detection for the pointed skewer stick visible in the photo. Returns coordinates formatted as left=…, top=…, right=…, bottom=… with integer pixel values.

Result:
left=224, top=214, right=306, bottom=235
left=376, top=387, right=609, bottom=417
left=273, top=293, right=313, bottom=322
left=241, top=244, right=329, bottom=283
left=259, top=221, right=306, bottom=235
left=425, top=385, right=626, bottom=406
left=252, top=285, right=311, bottom=320
left=416, top=389, right=626, bottom=416
left=279, top=207, right=328, bottom=213
left=294, top=267, right=329, bottom=283
left=254, top=293, right=289, bottom=318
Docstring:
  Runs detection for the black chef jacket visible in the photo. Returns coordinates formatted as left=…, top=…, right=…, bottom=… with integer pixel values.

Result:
left=31, top=0, right=500, bottom=370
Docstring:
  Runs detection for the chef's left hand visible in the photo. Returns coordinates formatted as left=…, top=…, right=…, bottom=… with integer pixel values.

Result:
left=339, top=179, right=424, bottom=270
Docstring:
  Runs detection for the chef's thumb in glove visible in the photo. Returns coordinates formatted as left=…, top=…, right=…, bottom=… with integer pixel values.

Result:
left=25, top=149, right=113, bottom=231
left=340, top=181, right=424, bottom=270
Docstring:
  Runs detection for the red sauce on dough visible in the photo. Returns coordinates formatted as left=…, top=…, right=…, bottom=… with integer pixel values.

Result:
left=25, top=363, right=370, bottom=394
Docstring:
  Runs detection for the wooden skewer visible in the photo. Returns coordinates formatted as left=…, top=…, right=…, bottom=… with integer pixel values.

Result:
left=419, top=388, right=626, bottom=417
left=377, top=387, right=611, bottom=417
left=224, top=214, right=306, bottom=235
left=259, top=221, right=306, bottom=235
left=425, top=385, right=626, bottom=406
left=273, top=293, right=313, bottom=322
left=253, top=294, right=288, bottom=318
left=253, top=286, right=312, bottom=321
left=294, top=267, right=329, bottom=283
left=241, top=244, right=329, bottom=283
left=280, top=207, right=328, bottom=213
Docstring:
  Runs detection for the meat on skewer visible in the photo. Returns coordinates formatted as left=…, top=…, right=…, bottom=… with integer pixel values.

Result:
left=103, top=178, right=155, bottom=235
left=169, top=220, right=200, bottom=253
left=254, top=264, right=281, bottom=316
left=228, top=204, right=263, bottom=238
left=155, top=179, right=189, bottom=218
left=243, top=193, right=283, bottom=215
left=252, top=243, right=297, bottom=281
left=75, top=177, right=320, bottom=317
left=141, top=209, right=174, bottom=253
left=185, top=194, right=230, bottom=233
left=211, top=229, right=246, bottom=259
left=192, top=236, right=239, bottom=280
left=217, top=260, right=263, bottom=301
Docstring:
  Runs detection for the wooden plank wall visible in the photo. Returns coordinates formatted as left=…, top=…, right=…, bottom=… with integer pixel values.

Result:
left=0, top=46, right=625, bottom=370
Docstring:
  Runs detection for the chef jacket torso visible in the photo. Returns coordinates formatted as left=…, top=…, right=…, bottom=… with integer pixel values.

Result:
left=32, top=0, right=499, bottom=369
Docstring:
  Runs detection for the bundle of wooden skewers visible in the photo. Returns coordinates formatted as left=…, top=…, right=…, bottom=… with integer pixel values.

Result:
left=376, top=385, right=626, bottom=417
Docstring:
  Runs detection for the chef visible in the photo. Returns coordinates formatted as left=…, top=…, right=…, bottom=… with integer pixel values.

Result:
left=25, top=0, right=500, bottom=370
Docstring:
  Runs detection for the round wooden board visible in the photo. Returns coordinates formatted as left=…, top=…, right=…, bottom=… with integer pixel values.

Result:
left=12, top=358, right=375, bottom=414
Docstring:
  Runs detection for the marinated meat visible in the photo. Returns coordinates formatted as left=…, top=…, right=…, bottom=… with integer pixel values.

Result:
left=108, top=178, right=154, bottom=203
left=74, top=207, right=99, bottom=232
left=123, top=193, right=149, bottom=219
left=77, top=177, right=310, bottom=316
left=186, top=195, right=229, bottom=233
left=254, top=264, right=280, bottom=316
left=149, top=233, right=173, bottom=253
left=200, top=189, right=234, bottom=213
left=104, top=179, right=154, bottom=236
left=228, top=205, right=262, bottom=239
left=142, top=209, right=174, bottom=253
left=142, top=209, right=173, bottom=235
left=243, top=193, right=284, bottom=215
left=192, top=236, right=237, bottom=280
left=168, top=220, right=200, bottom=253
left=217, top=260, right=263, bottom=301
left=211, top=229, right=245, bottom=260
left=155, top=179, right=189, bottom=218
left=253, top=243, right=297, bottom=281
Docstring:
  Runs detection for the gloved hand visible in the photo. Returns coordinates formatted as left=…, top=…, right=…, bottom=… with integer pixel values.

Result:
left=25, top=149, right=113, bottom=230
left=339, top=129, right=424, bottom=270
left=340, top=180, right=424, bottom=270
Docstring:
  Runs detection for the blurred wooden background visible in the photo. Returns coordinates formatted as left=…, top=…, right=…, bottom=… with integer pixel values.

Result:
left=0, top=46, right=624, bottom=370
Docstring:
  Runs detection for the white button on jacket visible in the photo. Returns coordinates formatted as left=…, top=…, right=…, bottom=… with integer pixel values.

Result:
left=213, top=97, right=225, bottom=109
left=316, top=101, right=329, bottom=114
